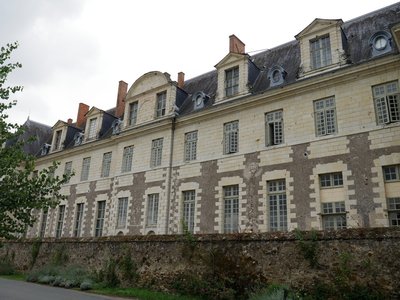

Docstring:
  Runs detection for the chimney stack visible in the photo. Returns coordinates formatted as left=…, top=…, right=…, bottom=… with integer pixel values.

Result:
left=67, top=118, right=73, bottom=125
left=76, top=103, right=89, bottom=128
left=116, top=80, right=128, bottom=118
left=177, top=72, right=185, bottom=89
left=229, top=34, right=245, bottom=54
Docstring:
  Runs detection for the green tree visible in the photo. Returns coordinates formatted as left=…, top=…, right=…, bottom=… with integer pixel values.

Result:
left=0, top=42, right=71, bottom=239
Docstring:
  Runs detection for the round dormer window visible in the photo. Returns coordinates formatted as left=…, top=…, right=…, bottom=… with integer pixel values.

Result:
left=272, top=70, right=281, bottom=83
left=369, top=31, right=392, bottom=57
left=373, top=35, right=387, bottom=50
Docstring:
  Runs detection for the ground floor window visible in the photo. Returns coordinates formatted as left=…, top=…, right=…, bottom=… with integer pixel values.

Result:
left=223, top=185, right=239, bottom=233
left=321, top=201, right=346, bottom=229
left=182, top=190, right=196, bottom=233
left=95, top=201, right=106, bottom=237
left=267, top=179, right=287, bottom=231
left=388, top=197, right=400, bottom=227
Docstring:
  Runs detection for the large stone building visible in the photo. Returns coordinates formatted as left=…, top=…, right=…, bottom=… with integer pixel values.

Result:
left=26, top=3, right=400, bottom=238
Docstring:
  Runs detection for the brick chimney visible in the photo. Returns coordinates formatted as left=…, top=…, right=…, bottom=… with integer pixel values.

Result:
left=177, top=72, right=185, bottom=88
left=116, top=80, right=128, bottom=118
left=229, top=34, right=245, bottom=54
left=67, top=118, right=73, bottom=125
left=76, top=103, right=89, bottom=128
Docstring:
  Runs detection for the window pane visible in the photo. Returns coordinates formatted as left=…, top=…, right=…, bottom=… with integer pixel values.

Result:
left=101, top=152, right=112, bottom=177
left=56, top=205, right=65, bottom=238
left=121, top=146, right=133, bottom=172
left=95, top=201, right=106, bottom=237
left=268, top=180, right=287, bottom=231
left=117, top=197, right=128, bottom=228
left=147, top=194, right=159, bottom=225
left=224, top=185, right=239, bottom=233
left=81, top=157, right=91, bottom=181
left=183, top=191, right=196, bottom=233
left=74, top=203, right=84, bottom=237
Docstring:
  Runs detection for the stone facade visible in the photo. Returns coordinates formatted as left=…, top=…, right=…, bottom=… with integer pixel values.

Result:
left=26, top=3, right=400, bottom=239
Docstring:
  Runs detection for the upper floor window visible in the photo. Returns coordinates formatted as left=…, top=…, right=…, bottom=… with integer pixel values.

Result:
left=310, top=35, right=332, bottom=69
left=121, top=146, right=134, bottom=173
left=156, top=91, right=166, bottom=117
left=129, top=102, right=138, bottom=126
left=87, top=118, right=97, bottom=140
left=151, top=138, right=163, bottom=167
left=224, top=121, right=239, bottom=154
left=101, top=152, right=112, bottom=177
left=383, top=165, right=400, bottom=182
left=320, top=172, right=343, bottom=188
left=184, top=131, right=197, bottom=161
left=53, top=130, right=62, bottom=150
left=80, top=157, right=91, bottom=181
left=225, top=67, right=239, bottom=97
left=314, top=97, right=337, bottom=136
left=373, top=81, right=399, bottom=125
left=265, top=110, right=283, bottom=146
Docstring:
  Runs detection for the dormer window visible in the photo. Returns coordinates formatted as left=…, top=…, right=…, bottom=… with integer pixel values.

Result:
left=41, top=143, right=51, bottom=156
left=369, top=31, right=392, bottom=57
left=129, top=102, right=138, bottom=125
left=156, top=91, right=166, bottom=117
left=192, top=91, right=209, bottom=110
left=268, top=66, right=287, bottom=87
left=87, top=118, right=97, bottom=140
left=225, top=67, right=239, bottom=97
left=74, top=132, right=84, bottom=146
left=111, top=119, right=122, bottom=135
left=53, top=130, right=62, bottom=151
left=310, top=35, right=332, bottom=69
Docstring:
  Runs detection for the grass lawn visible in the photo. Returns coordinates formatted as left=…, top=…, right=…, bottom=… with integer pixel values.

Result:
left=90, top=287, right=200, bottom=300
left=0, top=273, right=25, bottom=281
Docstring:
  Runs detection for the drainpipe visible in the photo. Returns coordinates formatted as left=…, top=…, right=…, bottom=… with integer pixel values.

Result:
left=165, top=116, right=176, bottom=234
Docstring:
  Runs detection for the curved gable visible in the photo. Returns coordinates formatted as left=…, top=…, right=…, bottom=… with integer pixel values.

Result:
left=127, top=71, right=171, bottom=98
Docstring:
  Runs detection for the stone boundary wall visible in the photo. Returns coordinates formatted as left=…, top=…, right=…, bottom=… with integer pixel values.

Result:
left=1, top=228, right=400, bottom=295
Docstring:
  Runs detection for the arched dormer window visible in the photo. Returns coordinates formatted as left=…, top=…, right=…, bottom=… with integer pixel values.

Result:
left=268, top=66, right=287, bottom=87
left=40, top=143, right=51, bottom=156
left=192, top=91, right=209, bottom=110
left=74, top=132, right=84, bottom=146
left=111, top=119, right=122, bottom=135
left=369, top=31, right=393, bottom=57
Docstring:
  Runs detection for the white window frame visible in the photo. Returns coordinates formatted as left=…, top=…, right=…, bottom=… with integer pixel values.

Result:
left=225, top=67, right=239, bottom=97
left=265, top=110, right=284, bottom=146
left=267, top=179, right=287, bottom=232
left=80, top=157, right=91, bottom=181
left=64, top=161, right=72, bottom=183
left=116, top=197, right=128, bottom=229
left=223, top=185, right=239, bottom=233
left=224, top=121, right=239, bottom=154
left=182, top=190, right=196, bottom=233
left=74, top=203, right=84, bottom=237
left=321, top=201, right=347, bottom=230
left=184, top=131, right=197, bottom=161
left=129, top=101, right=138, bottom=126
left=147, top=194, right=159, bottom=226
left=319, top=172, right=343, bottom=188
left=39, top=209, right=48, bottom=238
left=121, top=146, right=134, bottom=173
left=383, top=165, right=400, bottom=182
left=314, top=97, right=337, bottom=136
left=310, top=35, right=332, bottom=69
left=95, top=201, right=106, bottom=237
left=373, top=81, right=400, bottom=125
left=156, top=91, right=166, bottom=117
left=101, top=152, right=112, bottom=177
left=151, top=138, right=163, bottom=167
left=388, top=197, right=400, bottom=227
left=55, top=205, right=65, bottom=238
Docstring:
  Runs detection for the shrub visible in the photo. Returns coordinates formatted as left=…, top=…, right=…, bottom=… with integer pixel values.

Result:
left=80, top=279, right=93, bottom=291
left=0, top=261, right=15, bottom=275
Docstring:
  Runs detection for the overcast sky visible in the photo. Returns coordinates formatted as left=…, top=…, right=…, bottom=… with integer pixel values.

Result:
left=1, top=0, right=397, bottom=126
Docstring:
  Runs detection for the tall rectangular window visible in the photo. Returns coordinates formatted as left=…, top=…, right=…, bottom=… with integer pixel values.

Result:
left=95, top=201, right=106, bottom=237
left=320, top=172, right=343, bottom=188
left=321, top=201, right=346, bottom=229
left=53, top=130, right=62, bottom=150
left=55, top=205, right=65, bottom=238
left=39, top=209, right=48, bottom=238
left=64, top=161, right=72, bottom=183
left=117, top=197, right=128, bottom=228
left=129, top=102, right=138, bottom=126
left=224, top=121, right=239, bottom=154
left=121, top=146, right=134, bottom=173
left=310, top=35, right=332, bottom=69
left=147, top=194, right=159, bottom=225
left=373, top=81, right=400, bottom=125
left=223, top=185, right=239, bottom=233
left=101, top=152, right=112, bottom=177
left=183, top=191, right=196, bottom=233
left=74, top=203, right=84, bottom=237
left=267, top=180, right=287, bottom=231
left=388, top=198, right=400, bottom=227
left=80, top=157, right=91, bottom=181
left=265, top=110, right=283, bottom=146
left=87, top=118, right=97, bottom=140
left=156, top=91, right=166, bottom=117
left=184, top=131, right=197, bottom=161
left=151, top=138, right=163, bottom=167
left=314, top=97, right=336, bottom=136
left=225, top=67, right=239, bottom=97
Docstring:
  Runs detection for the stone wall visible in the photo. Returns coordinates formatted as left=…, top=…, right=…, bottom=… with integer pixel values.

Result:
left=1, top=228, right=400, bottom=296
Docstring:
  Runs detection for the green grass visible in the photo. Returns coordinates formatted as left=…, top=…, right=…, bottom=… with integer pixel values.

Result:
left=0, top=273, right=26, bottom=281
left=90, top=287, right=201, bottom=300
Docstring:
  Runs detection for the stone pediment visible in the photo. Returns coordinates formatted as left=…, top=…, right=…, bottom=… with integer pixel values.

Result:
left=295, top=18, right=343, bottom=39
left=215, top=52, right=247, bottom=69
left=52, top=120, right=68, bottom=129
left=85, top=106, right=103, bottom=118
